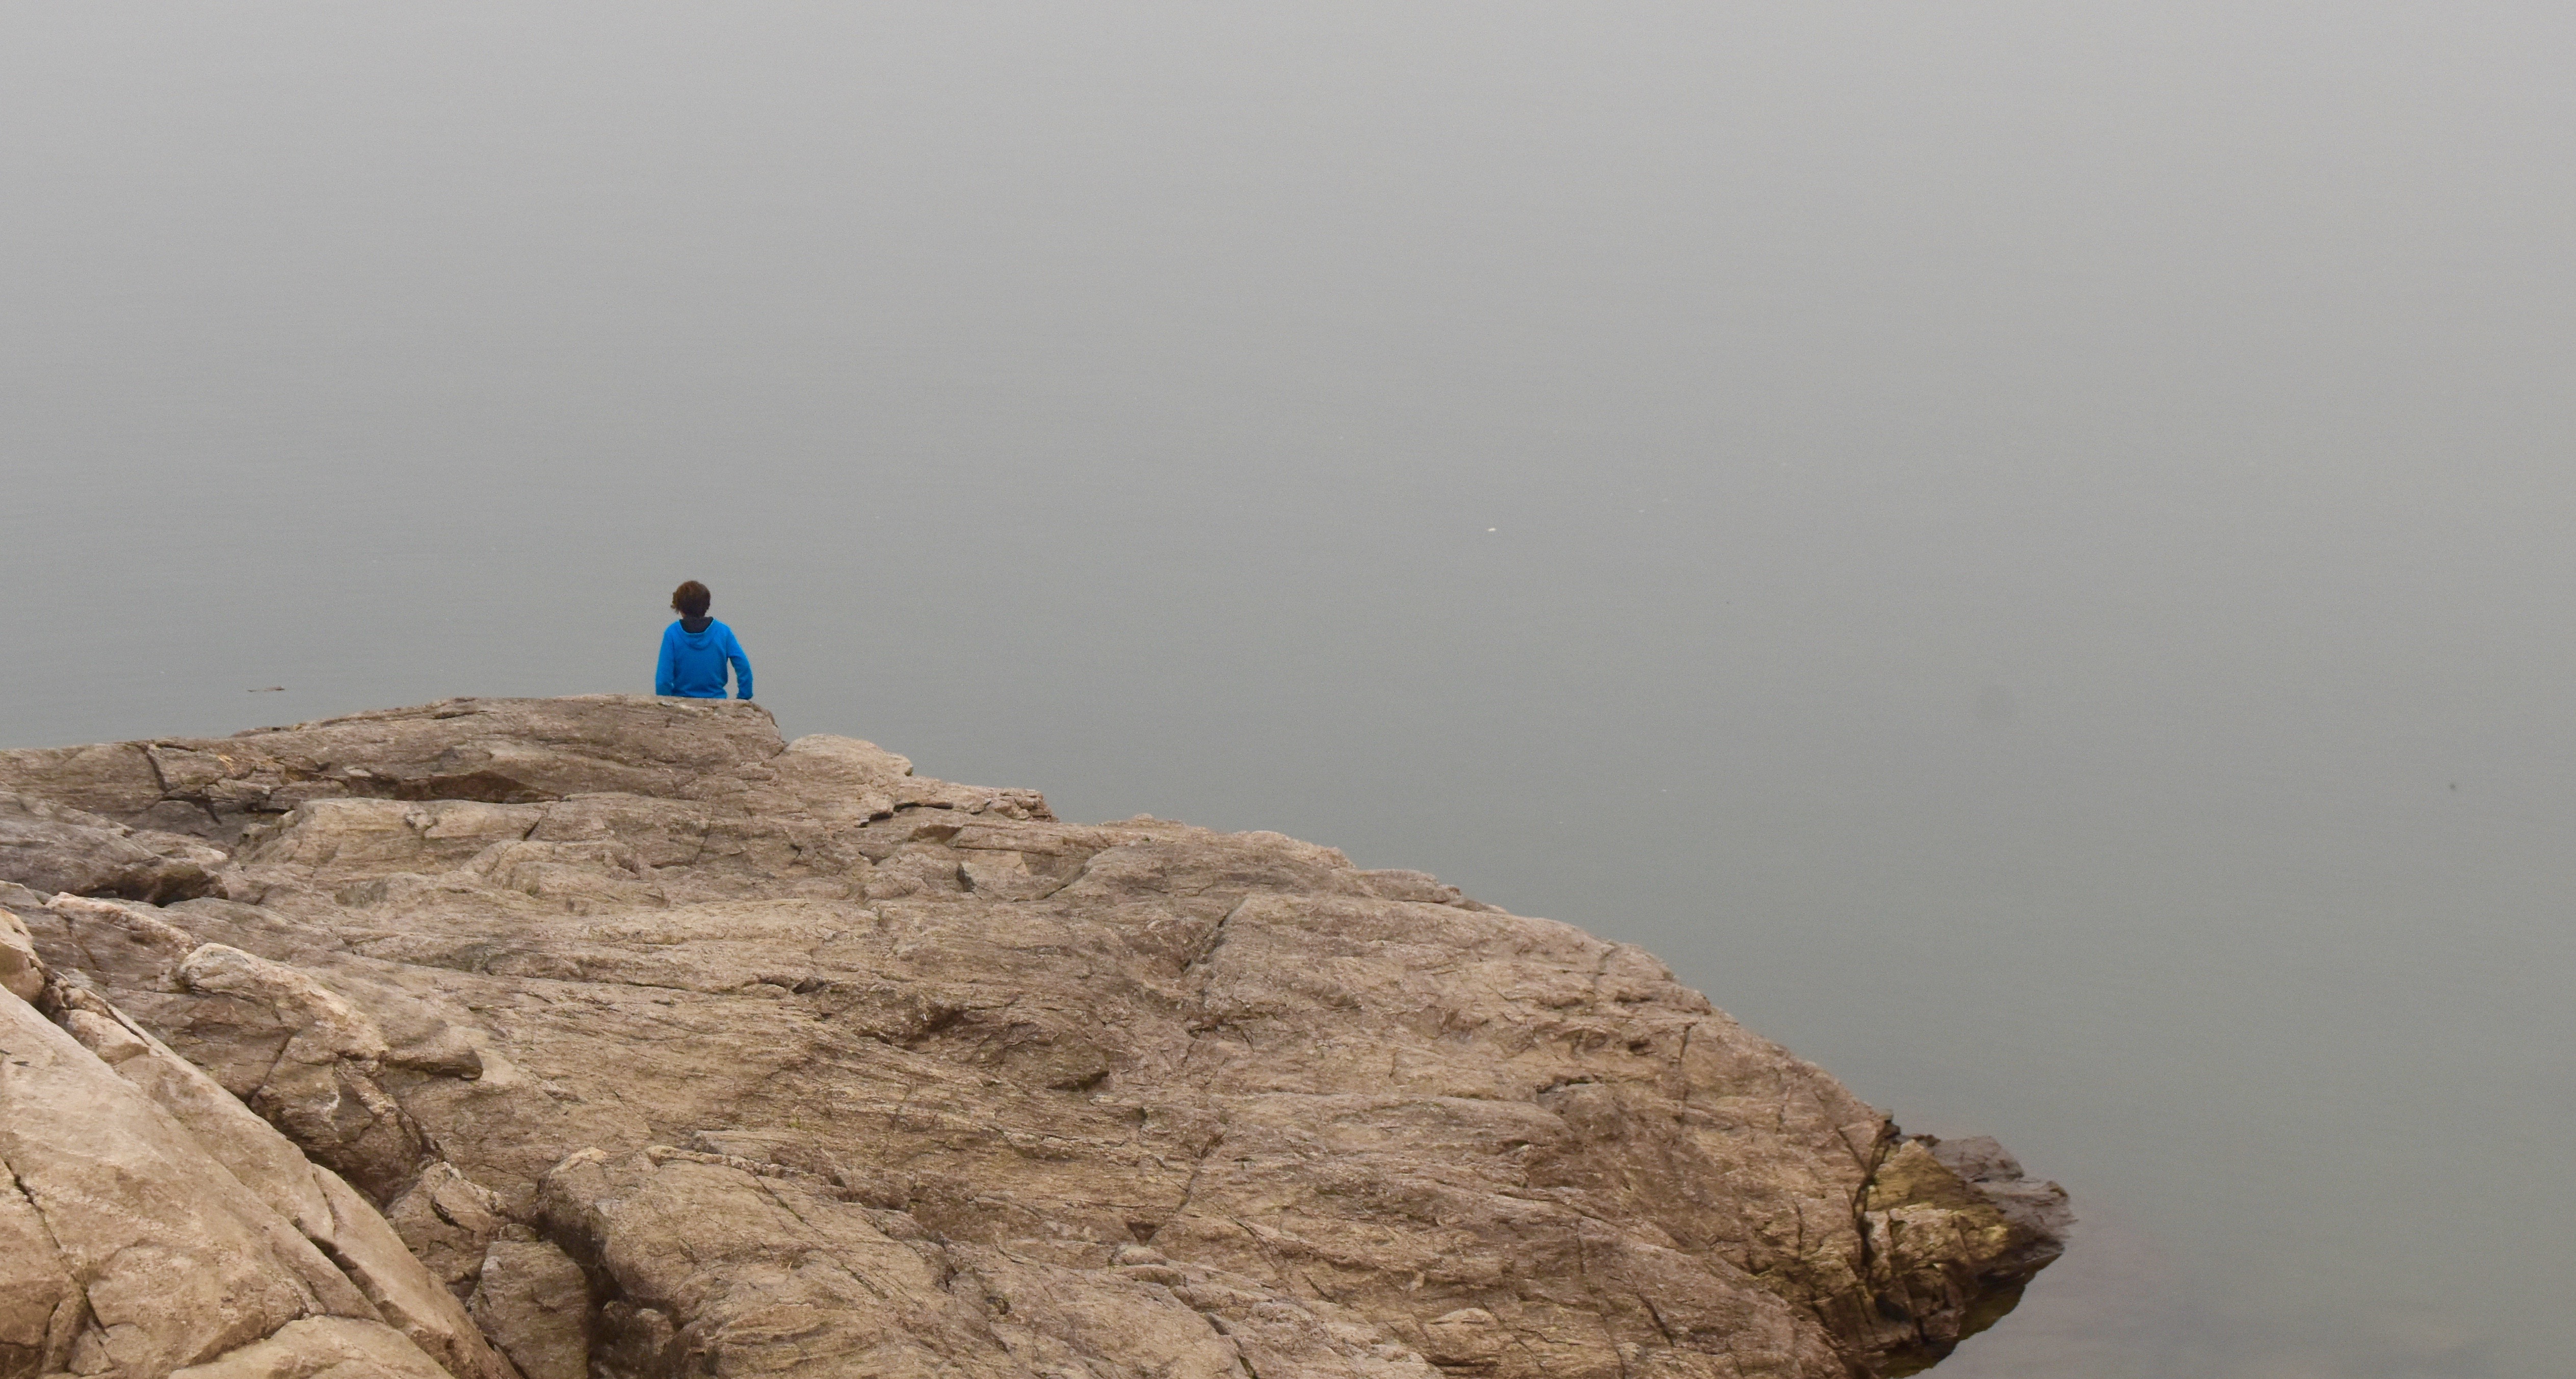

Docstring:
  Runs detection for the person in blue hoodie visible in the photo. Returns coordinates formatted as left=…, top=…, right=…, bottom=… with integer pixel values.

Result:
left=656, top=580, right=753, bottom=700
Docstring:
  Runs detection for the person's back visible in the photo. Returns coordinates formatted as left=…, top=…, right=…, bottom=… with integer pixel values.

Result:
left=655, top=580, right=753, bottom=700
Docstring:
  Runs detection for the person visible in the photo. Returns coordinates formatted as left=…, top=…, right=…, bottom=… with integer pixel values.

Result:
left=655, top=580, right=754, bottom=700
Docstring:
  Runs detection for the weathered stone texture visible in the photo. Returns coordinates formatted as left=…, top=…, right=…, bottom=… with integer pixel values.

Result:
left=2, top=696, right=2065, bottom=1378
left=0, top=973, right=509, bottom=1379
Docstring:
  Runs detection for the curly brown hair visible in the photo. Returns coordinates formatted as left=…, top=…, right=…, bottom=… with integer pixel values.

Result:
left=670, top=580, right=711, bottom=618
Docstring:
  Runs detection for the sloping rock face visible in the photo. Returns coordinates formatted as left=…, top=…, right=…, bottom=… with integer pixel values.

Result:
left=1, top=696, right=2067, bottom=1379
left=0, top=910, right=511, bottom=1379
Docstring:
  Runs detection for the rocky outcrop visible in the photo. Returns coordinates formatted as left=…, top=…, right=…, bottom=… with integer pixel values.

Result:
left=1, top=696, right=2066, bottom=1379
left=0, top=914, right=512, bottom=1379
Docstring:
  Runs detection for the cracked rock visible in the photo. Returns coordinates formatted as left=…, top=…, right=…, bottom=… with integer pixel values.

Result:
left=0, top=792, right=225, bottom=904
left=6, top=695, right=2066, bottom=1379
left=468, top=1239, right=589, bottom=1379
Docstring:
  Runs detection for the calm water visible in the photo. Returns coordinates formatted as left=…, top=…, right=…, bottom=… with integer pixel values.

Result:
left=8, top=7, right=2574, bottom=1374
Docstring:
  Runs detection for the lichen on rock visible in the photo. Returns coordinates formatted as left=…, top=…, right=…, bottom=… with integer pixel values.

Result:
left=1, top=695, right=2067, bottom=1378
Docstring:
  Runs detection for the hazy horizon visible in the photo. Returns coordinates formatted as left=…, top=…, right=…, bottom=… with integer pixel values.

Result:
left=9, top=6, right=2575, bottom=1375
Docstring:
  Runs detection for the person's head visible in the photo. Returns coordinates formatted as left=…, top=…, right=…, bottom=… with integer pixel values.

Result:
left=670, top=580, right=711, bottom=618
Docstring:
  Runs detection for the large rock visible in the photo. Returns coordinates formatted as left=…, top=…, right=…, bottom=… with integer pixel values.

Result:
left=0, top=963, right=513, bottom=1379
left=466, top=1238, right=589, bottom=1379
left=0, top=793, right=224, bottom=903
left=5, top=696, right=2067, bottom=1378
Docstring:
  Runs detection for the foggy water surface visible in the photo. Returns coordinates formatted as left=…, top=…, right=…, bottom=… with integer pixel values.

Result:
left=8, top=6, right=2574, bottom=1376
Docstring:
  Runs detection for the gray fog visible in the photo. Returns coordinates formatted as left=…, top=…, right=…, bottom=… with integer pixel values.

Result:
left=7, top=5, right=2572, bottom=1375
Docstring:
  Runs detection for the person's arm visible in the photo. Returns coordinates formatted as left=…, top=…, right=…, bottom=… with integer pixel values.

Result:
left=727, top=628, right=753, bottom=700
left=655, top=626, right=679, bottom=697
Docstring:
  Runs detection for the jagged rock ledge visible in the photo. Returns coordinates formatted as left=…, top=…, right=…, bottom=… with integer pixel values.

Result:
left=0, top=695, right=2067, bottom=1379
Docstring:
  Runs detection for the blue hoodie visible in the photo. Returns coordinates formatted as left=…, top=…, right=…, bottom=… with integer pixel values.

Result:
left=656, top=617, right=753, bottom=700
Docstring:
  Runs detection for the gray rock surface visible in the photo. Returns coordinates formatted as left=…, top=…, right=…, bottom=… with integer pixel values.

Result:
left=2, top=695, right=2067, bottom=1378
left=0, top=793, right=223, bottom=903
left=468, top=1239, right=589, bottom=1379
